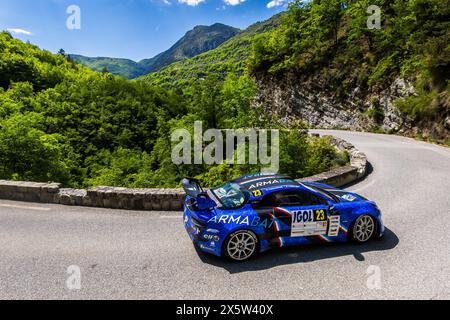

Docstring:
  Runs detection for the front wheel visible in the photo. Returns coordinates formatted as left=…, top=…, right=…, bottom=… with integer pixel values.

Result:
left=223, top=230, right=258, bottom=262
left=350, top=215, right=375, bottom=243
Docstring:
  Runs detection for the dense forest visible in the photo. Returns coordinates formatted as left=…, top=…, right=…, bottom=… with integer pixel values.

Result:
left=249, top=0, right=449, bottom=127
left=144, top=0, right=449, bottom=142
left=0, top=31, right=344, bottom=188
left=3, top=0, right=447, bottom=188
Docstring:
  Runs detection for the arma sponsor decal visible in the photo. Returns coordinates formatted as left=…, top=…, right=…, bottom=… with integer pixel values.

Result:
left=208, top=215, right=274, bottom=228
left=245, top=178, right=295, bottom=190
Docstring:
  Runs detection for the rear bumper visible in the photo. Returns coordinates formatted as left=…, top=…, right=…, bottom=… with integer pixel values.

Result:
left=183, top=209, right=223, bottom=257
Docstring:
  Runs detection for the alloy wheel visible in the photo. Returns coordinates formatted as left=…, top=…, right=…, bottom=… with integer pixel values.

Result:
left=226, top=231, right=257, bottom=261
left=353, top=215, right=375, bottom=243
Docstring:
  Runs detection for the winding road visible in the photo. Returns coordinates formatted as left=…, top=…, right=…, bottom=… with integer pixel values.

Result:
left=1, top=131, right=450, bottom=299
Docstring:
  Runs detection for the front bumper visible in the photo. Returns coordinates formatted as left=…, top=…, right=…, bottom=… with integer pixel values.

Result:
left=377, top=215, right=385, bottom=238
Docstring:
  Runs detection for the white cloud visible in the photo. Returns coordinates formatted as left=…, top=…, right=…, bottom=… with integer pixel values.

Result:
left=166, top=0, right=245, bottom=7
left=6, top=28, right=33, bottom=36
left=223, top=0, right=245, bottom=5
left=267, top=0, right=286, bottom=8
left=177, top=0, right=206, bottom=6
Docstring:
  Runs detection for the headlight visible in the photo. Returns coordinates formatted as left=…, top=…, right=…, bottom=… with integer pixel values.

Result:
left=373, top=204, right=381, bottom=214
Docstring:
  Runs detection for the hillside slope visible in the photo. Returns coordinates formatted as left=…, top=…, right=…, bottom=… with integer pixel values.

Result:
left=140, top=1, right=449, bottom=142
left=250, top=0, right=450, bottom=141
left=140, top=23, right=240, bottom=74
left=71, top=23, right=239, bottom=79
left=69, top=55, right=145, bottom=79
left=0, top=31, right=184, bottom=187
left=137, top=14, right=282, bottom=86
left=0, top=31, right=341, bottom=188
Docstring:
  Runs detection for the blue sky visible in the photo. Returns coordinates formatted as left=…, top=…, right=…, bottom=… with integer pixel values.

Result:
left=0, top=0, right=291, bottom=61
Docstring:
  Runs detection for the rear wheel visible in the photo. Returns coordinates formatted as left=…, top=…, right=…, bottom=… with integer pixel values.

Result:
left=351, top=215, right=375, bottom=243
left=223, top=230, right=258, bottom=262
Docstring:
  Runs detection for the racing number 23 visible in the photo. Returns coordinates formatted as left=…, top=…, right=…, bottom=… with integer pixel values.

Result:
left=315, top=210, right=325, bottom=221
left=252, top=190, right=263, bottom=197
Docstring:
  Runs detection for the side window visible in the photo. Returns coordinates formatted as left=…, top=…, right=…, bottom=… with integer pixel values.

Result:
left=255, top=193, right=276, bottom=208
left=294, top=190, right=328, bottom=206
left=254, top=190, right=327, bottom=208
left=272, top=191, right=303, bottom=206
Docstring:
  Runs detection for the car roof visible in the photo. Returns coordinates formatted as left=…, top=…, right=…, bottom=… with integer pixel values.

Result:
left=231, top=173, right=301, bottom=193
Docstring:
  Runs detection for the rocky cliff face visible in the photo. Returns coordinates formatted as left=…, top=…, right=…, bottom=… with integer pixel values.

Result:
left=255, top=74, right=417, bottom=134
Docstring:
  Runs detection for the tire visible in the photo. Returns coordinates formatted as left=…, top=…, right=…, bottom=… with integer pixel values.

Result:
left=350, top=215, right=376, bottom=244
left=223, top=230, right=259, bottom=262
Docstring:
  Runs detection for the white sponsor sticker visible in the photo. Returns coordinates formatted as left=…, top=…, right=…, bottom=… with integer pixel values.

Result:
left=328, top=215, right=341, bottom=237
left=291, top=209, right=328, bottom=237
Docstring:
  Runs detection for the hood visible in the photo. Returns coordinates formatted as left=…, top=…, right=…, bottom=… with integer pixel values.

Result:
left=303, top=181, right=369, bottom=203
left=326, top=189, right=369, bottom=203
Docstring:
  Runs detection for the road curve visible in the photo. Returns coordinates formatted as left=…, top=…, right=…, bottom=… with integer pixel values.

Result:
left=0, top=131, right=449, bottom=299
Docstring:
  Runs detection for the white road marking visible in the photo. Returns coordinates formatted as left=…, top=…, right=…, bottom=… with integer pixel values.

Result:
left=0, top=204, right=51, bottom=211
left=423, top=146, right=450, bottom=159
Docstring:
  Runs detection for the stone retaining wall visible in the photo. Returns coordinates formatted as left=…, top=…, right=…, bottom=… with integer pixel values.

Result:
left=0, top=134, right=367, bottom=211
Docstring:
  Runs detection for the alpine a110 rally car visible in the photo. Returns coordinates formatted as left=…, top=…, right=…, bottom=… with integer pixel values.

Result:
left=182, top=173, right=384, bottom=262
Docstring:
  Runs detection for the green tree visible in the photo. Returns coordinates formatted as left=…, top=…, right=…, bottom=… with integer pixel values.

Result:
left=0, top=113, right=76, bottom=184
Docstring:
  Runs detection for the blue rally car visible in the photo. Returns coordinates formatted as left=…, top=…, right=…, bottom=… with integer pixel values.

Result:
left=182, top=173, right=384, bottom=262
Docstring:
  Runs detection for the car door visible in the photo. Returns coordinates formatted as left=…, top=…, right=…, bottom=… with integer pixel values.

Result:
left=271, top=189, right=331, bottom=238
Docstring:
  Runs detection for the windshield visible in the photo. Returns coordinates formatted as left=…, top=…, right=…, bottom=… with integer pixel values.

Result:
left=307, top=185, right=340, bottom=203
left=212, top=182, right=249, bottom=209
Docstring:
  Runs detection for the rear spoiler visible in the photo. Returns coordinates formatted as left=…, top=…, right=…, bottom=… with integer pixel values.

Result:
left=182, top=178, right=218, bottom=211
left=181, top=178, right=204, bottom=198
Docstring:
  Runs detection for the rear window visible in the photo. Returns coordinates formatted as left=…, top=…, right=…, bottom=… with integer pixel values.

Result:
left=212, top=182, right=249, bottom=209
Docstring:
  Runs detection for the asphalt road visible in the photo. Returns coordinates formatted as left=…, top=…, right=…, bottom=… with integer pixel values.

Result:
left=1, top=130, right=450, bottom=300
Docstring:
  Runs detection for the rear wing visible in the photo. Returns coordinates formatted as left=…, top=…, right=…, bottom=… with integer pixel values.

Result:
left=182, top=178, right=218, bottom=211
left=181, top=178, right=204, bottom=198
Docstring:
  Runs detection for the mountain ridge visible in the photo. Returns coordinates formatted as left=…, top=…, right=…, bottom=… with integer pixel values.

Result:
left=70, top=23, right=240, bottom=79
left=137, top=13, right=283, bottom=86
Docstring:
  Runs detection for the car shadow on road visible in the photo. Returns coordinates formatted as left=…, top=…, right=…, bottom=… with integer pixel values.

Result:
left=196, top=227, right=399, bottom=274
